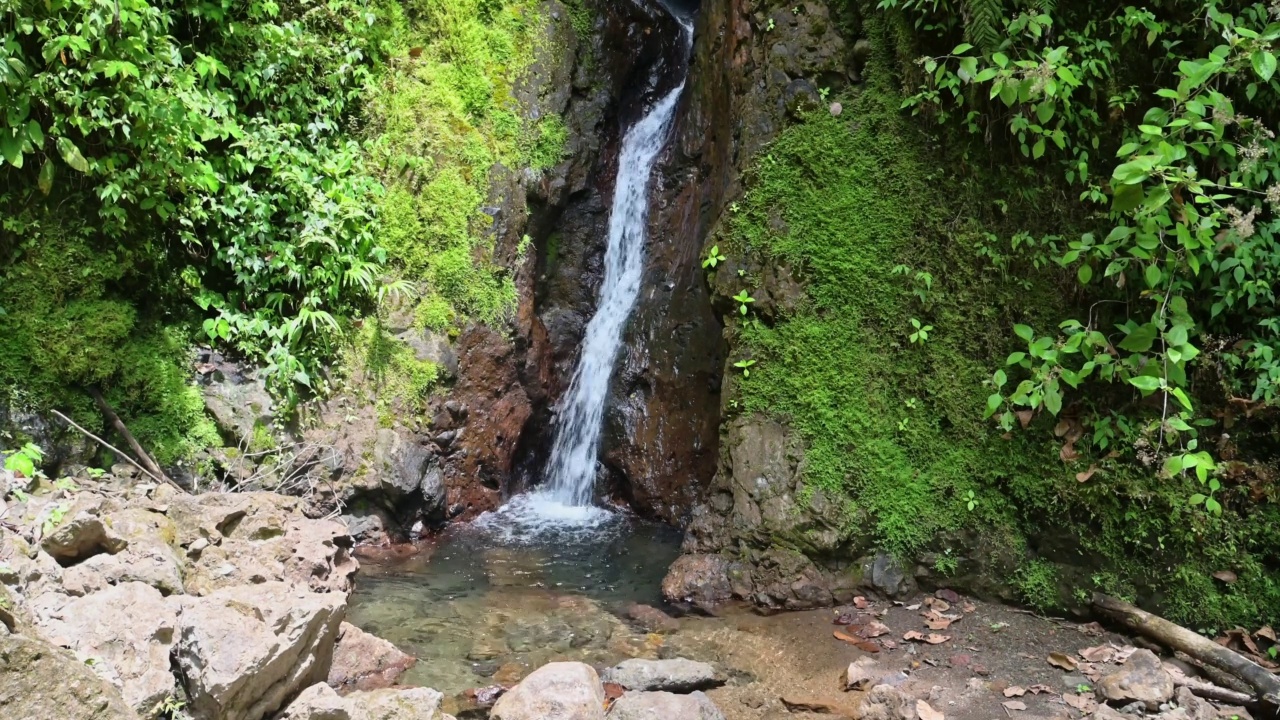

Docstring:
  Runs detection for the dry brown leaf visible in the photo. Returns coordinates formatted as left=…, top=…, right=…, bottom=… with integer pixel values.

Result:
left=927, top=598, right=952, bottom=612
left=926, top=617, right=953, bottom=631
left=1048, top=652, right=1079, bottom=671
left=854, top=596, right=870, bottom=609
left=925, top=634, right=951, bottom=645
left=408, top=46, right=424, bottom=58
left=1003, top=687, right=1027, bottom=698
left=1027, top=685, right=1055, bottom=695
left=917, top=699, right=944, bottom=720
left=1079, top=645, right=1115, bottom=663
left=881, top=639, right=898, bottom=650
left=858, top=621, right=891, bottom=639
left=833, top=630, right=880, bottom=654
left=904, top=603, right=922, bottom=611
left=904, top=631, right=926, bottom=641
left=1002, top=701, right=1028, bottom=711
left=1258, top=626, right=1276, bottom=642
left=1059, top=442, right=1080, bottom=462
left=962, top=602, right=976, bottom=613
left=1076, top=464, right=1099, bottom=482
left=1213, top=570, right=1239, bottom=584
left=1016, top=410, right=1034, bottom=428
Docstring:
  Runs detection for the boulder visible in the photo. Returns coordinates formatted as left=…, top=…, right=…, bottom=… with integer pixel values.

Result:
left=623, top=603, right=679, bottom=634
left=606, top=691, right=725, bottom=720
left=32, top=582, right=179, bottom=715
left=174, top=581, right=346, bottom=720
left=861, top=552, right=916, bottom=599
left=275, top=683, right=352, bottom=720
left=661, top=554, right=735, bottom=608
left=858, top=683, right=913, bottom=720
left=41, top=498, right=128, bottom=565
left=1175, top=686, right=1217, bottom=720
left=62, top=540, right=185, bottom=597
left=1097, top=649, right=1175, bottom=709
left=489, top=662, right=605, bottom=720
left=0, top=633, right=139, bottom=720
left=328, top=622, right=417, bottom=693
left=1091, top=706, right=1130, bottom=720
left=277, top=682, right=454, bottom=720
left=602, top=658, right=721, bottom=693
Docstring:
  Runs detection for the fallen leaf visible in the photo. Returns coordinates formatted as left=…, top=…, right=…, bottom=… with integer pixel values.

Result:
left=1076, top=464, right=1099, bottom=482
left=1002, top=701, right=1027, bottom=711
left=904, top=603, right=922, bottom=611
left=1027, top=685, right=1055, bottom=695
left=925, top=634, right=951, bottom=645
left=854, top=596, right=869, bottom=609
left=1213, top=570, right=1238, bottom=584
left=1059, top=442, right=1080, bottom=462
left=1003, top=687, right=1027, bottom=698
left=904, top=631, right=925, bottom=641
left=833, top=629, right=881, bottom=653
left=917, top=699, right=944, bottom=720
left=926, top=617, right=953, bottom=631
left=881, top=639, right=898, bottom=650
left=1048, top=652, right=1078, bottom=671
left=962, top=602, right=977, bottom=613
left=1258, top=626, right=1276, bottom=642
left=858, top=621, right=891, bottom=639
left=1016, top=409, right=1034, bottom=428
left=925, top=597, right=952, bottom=612
left=834, top=612, right=857, bottom=626
left=1079, top=645, right=1116, bottom=663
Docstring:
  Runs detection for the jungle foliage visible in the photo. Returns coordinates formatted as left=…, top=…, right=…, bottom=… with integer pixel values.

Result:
left=0, top=0, right=557, bottom=459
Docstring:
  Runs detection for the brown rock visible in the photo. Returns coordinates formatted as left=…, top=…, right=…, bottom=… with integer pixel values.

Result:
left=624, top=603, right=679, bottom=633
left=662, top=554, right=735, bottom=608
left=0, top=633, right=139, bottom=720
left=328, top=622, right=417, bottom=693
left=1097, top=649, right=1175, bottom=709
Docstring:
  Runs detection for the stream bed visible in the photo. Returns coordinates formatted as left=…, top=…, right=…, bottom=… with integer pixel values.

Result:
left=347, top=503, right=684, bottom=695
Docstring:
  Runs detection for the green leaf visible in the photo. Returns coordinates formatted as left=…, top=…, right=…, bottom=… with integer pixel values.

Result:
left=25, top=120, right=43, bottom=148
left=1112, top=161, right=1150, bottom=185
left=37, top=158, right=54, bottom=195
left=1118, top=324, right=1158, bottom=352
left=1077, top=265, right=1093, bottom=284
left=1253, top=50, right=1277, bottom=81
left=1044, top=384, right=1063, bottom=415
left=985, top=393, right=1003, bottom=417
left=0, top=133, right=21, bottom=167
left=1006, top=352, right=1027, bottom=365
left=1035, top=102, right=1055, bottom=124
left=1112, top=183, right=1144, bottom=212
left=56, top=137, right=90, bottom=173
left=1128, top=375, right=1162, bottom=393
left=1014, top=324, right=1034, bottom=342
left=1144, top=263, right=1162, bottom=288
left=952, top=43, right=974, bottom=54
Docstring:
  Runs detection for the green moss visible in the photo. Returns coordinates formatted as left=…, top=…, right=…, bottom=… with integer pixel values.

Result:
left=526, top=116, right=568, bottom=171
left=720, top=15, right=1280, bottom=627
left=344, top=320, right=441, bottom=428
left=1013, top=560, right=1060, bottom=613
left=0, top=210, right=217, bottom=465
left=366, top=0, right=545, bottom=332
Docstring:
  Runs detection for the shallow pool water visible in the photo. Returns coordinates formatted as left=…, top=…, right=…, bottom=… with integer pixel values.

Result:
left=347, top=497, right=684, bottom=694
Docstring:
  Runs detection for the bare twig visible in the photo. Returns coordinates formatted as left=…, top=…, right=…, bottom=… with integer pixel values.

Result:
left=48, top=409, right=187, bottom=494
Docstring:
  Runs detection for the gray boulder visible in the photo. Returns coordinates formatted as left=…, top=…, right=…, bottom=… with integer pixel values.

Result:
left=602, top=658, right=721, bottom=693
left=490, top=662, right=605, bottom=720
left=174, top=581, right=346, bottom=720
left=1098, top=649, right=1175, bottom=709
left=607, top=691, right=725, bottom=720
left=0, top=633, right=140, bottom=720
left=32, top=582, right=179, bottom=715
left=276, top=683, right=454, bottom=720
left=40, top=497, right=128, bottom=565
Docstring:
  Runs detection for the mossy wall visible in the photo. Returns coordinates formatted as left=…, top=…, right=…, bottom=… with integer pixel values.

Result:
left=713, top=10, right=1280, bottom=629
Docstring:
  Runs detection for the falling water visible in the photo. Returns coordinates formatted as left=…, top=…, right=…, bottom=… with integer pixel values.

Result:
left=482, top=13, right=692, bottom=529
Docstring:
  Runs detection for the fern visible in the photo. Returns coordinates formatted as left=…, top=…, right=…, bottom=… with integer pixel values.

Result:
left=962, top=0, right=1004, bottom=53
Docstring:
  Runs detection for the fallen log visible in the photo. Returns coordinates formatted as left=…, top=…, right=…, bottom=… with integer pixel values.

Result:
left=50, top=409, right=186, bottom=494
left=1093, top=593, right=1280, bottom=707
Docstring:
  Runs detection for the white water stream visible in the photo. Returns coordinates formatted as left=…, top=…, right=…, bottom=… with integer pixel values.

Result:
left=493, top=17, right=691, bottom=528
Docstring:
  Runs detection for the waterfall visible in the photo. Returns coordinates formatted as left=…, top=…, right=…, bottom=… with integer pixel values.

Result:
left=536, top=19, right=691, bottom=512
left=542, top=81, right=687, bottom=508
